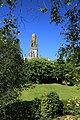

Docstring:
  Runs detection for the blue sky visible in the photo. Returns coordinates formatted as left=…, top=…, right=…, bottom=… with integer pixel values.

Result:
left=18, top=12, right=64, bottom=60
left=0, top=0, right=65, bottom=60
left=16, top=0, right=65, bottom=60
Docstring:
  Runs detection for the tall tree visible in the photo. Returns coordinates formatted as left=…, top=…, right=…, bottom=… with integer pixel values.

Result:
left=50, top=0, right=80, bottom=63
left=0, top=2, right=27, bottom=118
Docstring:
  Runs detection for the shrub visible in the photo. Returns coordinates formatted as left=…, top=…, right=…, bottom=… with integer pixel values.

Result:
left=26, top=58, right=54, bottom=84
left=33, top=98, right=41, bottom=120
left=4, top=101, right=34, bottom=120
left=41, top=92, right=63, bottom=119
left=0, top=99, right=41, bottom=120
left=63, top=98, right=80, bottom=115
left=1, top=92, right=64, bottom=120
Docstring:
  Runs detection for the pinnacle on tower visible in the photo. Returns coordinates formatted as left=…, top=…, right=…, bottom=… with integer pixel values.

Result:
left=32, top=33, right=36, bottom=41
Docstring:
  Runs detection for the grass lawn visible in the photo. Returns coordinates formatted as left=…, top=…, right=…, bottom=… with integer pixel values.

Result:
left=20, top=84, right=80, bottom=101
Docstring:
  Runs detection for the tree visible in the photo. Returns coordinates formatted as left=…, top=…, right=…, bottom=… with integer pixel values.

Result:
left=0, top=0, right=80, bottom=107
left=0, top=34, right=26, bottom=105
left=50, top=0, right=80, bottom=85
left=53, top=59, right=65, bottom=84
left=50, top=0, right=80, bottom=63
left=63, top=61, right=80, bottom=85
left=0, top=28, right=28, bottom=120
left=26, top=58, right=54, bottom=84
left=0, top=2, right=28, bottom=119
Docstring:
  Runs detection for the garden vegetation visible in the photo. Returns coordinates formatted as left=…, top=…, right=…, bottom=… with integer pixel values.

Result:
left=0, top=0, right=80, bottom=119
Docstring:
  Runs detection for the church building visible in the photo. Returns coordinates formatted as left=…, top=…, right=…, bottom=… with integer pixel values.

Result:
left=28, top=33, right=38, bottom=59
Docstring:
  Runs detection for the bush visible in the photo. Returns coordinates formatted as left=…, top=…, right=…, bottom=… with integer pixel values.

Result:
left=41, top=92, right=63, bottom=119
left=33, top=98, right=41, bottom=120
left=1, top=99, right=41, bottom=120
left=5, top=101, right=34, bottom=120
left=26, top=58, right=54, bottom=84
left=1, top=92, right=64, bottom=120
left=63, top=98, right=80, bottom=115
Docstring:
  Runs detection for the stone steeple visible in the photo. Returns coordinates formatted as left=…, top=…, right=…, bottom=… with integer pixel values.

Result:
left=28, top=33, right=38, bottom=59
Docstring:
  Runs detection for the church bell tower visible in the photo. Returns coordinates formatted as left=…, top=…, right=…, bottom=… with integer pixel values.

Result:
left=28, top=33, right=38, bottom=59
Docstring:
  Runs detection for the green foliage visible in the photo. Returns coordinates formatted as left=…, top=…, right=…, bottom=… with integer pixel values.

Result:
left=0, top=5, right=27, bottom=111
left=50, top=2, right=61, bottom=24
left=63, top=98, right=80, bottom=115
left=26, top=58, right=80, bottom=85
left=33, top=98, right=41, bottom=119
left=25, top=57, right=80, bottom=85
left=53, top=59, right=80, bottom=85
left=0, top=98, right=41, bottom=120
left=1, top=90, right=80, bottom=119
left=0, top=35, right=26, bottom=106
left=50, top=0, right=80, bottom=78
left=26, top=58, right=54, bottom=84
left=1, top=101, right=35, bottom=120
left=41, top=92, right=63, bottom=119
left=50, top=0, right=80, bottom=66
left=40, top=8, right=48, bottom=13
left=53, top=60, right=65, bottom=84
left=1, top=92, right=63, bottom=120
left=0, top=1, right=80, bottom=118
left=63, top=62, right=80, bottom=85
left=0, top=0, right=17, bottom=9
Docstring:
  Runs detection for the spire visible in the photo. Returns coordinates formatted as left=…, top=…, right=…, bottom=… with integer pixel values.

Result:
left=32, top=33, right=36, bottom=41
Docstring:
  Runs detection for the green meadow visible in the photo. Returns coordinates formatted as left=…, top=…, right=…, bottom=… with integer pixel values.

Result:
left=20, top=84, right=80, bottom=101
